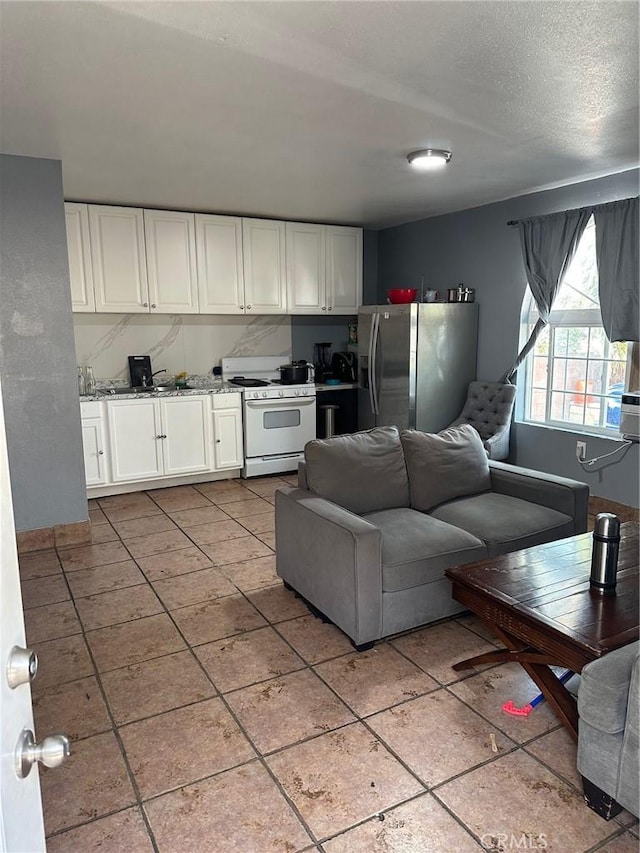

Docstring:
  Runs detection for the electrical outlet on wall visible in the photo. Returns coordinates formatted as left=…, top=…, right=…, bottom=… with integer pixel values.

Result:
left=576, top=441, right=587, bottom=462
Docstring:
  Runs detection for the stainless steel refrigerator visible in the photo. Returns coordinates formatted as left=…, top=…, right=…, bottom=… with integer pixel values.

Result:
left=358, top=303, right=479, bottom=433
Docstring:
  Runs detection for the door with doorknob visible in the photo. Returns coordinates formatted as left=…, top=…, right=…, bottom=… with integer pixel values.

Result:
left=1, top=377, right=70, bottom=851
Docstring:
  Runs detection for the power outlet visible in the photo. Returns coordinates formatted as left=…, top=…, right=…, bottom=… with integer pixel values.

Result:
left=576, top=441, right=587, bottom=462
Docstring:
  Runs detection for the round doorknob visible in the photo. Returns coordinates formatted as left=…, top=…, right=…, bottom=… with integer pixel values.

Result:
left=16, top=730, right=71, bottom=778
left=7, top=646, right=38, bottom=688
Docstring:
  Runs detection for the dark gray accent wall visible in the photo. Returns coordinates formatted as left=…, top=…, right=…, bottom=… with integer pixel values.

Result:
left=0, top=154, right=87, bottom=530
left=378, top=169, right=640, bottom=507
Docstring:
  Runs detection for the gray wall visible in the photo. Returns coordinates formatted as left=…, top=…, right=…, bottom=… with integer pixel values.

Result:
left=0, top=154, right=88, bottom=530
left=378, top=169, right=640, bottom=507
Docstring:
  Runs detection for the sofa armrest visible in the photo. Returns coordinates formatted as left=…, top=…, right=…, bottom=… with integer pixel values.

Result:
left=578, top=642, right=640, bottom=734
left=275, top=486, right=383, bottom=645
left=489, top=461, right=589, bottom=533
left=577, top=641, right=640, bottom=817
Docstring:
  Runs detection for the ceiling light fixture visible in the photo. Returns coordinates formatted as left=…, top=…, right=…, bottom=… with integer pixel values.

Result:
left=407, top=148, right=452, bottom=170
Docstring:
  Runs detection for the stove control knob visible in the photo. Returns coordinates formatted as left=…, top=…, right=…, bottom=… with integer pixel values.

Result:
left=278, top=390, right=284, bottom=397
left=294, top=389, right=300, bottom=396
left=301, top=389, right=308, bottom=396
left=253, top=392, right=259, bottom=399
left=262, top=391, right=268, bottom=397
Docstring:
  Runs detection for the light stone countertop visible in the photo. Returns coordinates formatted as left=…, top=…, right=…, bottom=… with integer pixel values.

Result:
left=80, top=383, right=237, bottom=402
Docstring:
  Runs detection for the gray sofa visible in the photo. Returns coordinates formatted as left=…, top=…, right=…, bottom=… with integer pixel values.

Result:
left=578, top=641, right=639, bottom=819
left=275, top=424, right=589, bottom=648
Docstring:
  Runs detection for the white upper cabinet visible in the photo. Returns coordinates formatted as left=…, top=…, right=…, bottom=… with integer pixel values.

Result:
left=287, top=223, right=362, bottom=315
left=242, top=218, right=287, bottom=314
left=144, top=209, right=199, bottom=313
left=286, top=222, right=325, bottom=313
left=325, top=225, right=363, bottom=314
left=69, top=203, right=360, bottom=316
left=65, top=203, right=95, bottom=311
left=195, top=214, right=244, bottom=314
left=89, top=205, right=149, bottom=313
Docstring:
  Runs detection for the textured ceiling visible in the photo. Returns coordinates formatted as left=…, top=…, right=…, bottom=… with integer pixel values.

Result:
left=0, top=1, right=638, bottom=228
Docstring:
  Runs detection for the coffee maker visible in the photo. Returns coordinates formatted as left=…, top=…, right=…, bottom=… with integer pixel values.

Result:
left=314, top=342, right=333, bottom=383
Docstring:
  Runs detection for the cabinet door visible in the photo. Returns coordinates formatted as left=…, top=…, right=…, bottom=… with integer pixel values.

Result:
left=81, top=417, right=108, bottom=485
left=195, top=214, right=244, bottom=314
left=65, top=202, right=95, bottom=312
left=242, top=218, right=287, bottom=313
left=89, top=205, right=149, bottom=313
left=325, top=226, right=363, bottom=314
left=212, top=408, right=243, bottom=469
left=144, top=209, right=199, bottom=314
left=107, top=399, right=163, bottom=481
left=160, top=397, right=212, bottom=475
left=285, top=222, right=326, bottom=314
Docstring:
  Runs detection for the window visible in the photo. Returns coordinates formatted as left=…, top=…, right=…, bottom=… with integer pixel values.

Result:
left=521, top=217, right=630, bottom=435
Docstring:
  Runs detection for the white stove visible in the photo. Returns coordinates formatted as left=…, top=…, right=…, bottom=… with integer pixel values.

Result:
left=222, top=357, right=317, bottom=477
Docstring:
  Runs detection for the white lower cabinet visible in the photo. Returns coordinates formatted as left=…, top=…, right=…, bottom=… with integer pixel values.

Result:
left=107, top=399, right=164, bottom=482
left=161, top=397, right=212, bottom=475
left=212, top=394, right=243, bottom=469
left=80, top=393, right=244, bottom=493
left=80, top=402, right=109, bottom=485
left=107, top=396, right=212, bottom=483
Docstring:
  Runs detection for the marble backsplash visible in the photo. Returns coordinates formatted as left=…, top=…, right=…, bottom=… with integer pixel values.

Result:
left=73, top=314, right=292, bottom=381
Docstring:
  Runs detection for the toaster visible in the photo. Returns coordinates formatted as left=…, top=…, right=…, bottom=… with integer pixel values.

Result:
left=331, top=352, right=357, bottom=383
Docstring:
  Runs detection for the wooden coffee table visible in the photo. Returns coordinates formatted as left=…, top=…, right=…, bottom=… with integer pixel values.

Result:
left=445, top=522, right=639, bottom=741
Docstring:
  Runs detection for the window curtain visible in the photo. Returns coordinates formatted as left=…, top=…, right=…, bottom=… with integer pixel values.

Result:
left=502, top=208, right=592, bottom=382
left=593, top=197, right=639, bottom=343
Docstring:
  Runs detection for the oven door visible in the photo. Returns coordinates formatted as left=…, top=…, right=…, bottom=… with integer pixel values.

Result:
left=244, top=396, right=316, bottom=458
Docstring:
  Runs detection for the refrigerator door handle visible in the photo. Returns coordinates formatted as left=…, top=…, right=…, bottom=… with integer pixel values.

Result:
left=366, top=312, right=376, bottom=415
left=371, top=312, right=380, bottom=415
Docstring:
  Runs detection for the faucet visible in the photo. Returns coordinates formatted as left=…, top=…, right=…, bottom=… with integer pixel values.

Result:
left=150, top=369, right=167, bottom=386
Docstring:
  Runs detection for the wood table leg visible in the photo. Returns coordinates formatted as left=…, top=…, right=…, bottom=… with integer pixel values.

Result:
left=490, top=625, right=579, bottom=741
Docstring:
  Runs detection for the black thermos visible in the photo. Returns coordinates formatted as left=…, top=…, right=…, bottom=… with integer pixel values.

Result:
left=589, top=513, right=620, bottom=594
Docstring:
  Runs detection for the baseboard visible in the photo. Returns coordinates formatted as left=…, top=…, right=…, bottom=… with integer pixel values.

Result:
left=16, top=519, right=91, bottom=554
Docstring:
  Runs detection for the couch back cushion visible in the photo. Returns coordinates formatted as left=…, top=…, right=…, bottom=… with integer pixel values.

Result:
left=305, top=426, right=409, bottom=514
left=400, top=424, right=491, bottom=512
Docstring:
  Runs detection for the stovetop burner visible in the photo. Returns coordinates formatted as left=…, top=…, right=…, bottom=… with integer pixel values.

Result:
left=228, top=376, right=270, bottom=388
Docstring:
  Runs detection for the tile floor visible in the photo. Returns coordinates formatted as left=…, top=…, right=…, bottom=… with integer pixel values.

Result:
left=19, top=477, right=638, bottom=852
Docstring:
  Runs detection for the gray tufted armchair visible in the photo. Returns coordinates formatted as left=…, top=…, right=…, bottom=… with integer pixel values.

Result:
left=447, top=381, right=517, bottom=460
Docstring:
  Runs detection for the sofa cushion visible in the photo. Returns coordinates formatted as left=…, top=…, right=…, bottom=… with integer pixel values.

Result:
left=400, top=424, right=491, bottom=512
left=362, top=507, right=487, bottom=592
left=429, top=492, right=574, bottom=556
left=305, top=426, right=409, bottom=515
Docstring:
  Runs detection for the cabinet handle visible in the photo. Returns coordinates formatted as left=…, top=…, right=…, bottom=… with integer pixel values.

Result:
left=328, top=306, right=333, bottom=311
left=216, top=439, right=221, bottom=443
left=246, top=305, right=252, bottom=310
left=98, top=450, right=104, bottom=455
left=143, top=302, right=148, bottom=308
left=151, top=303, right=156, bottom=309
left=239, top=305, right=245, bottom=310
left=322, top=306, right=327, bottom=311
